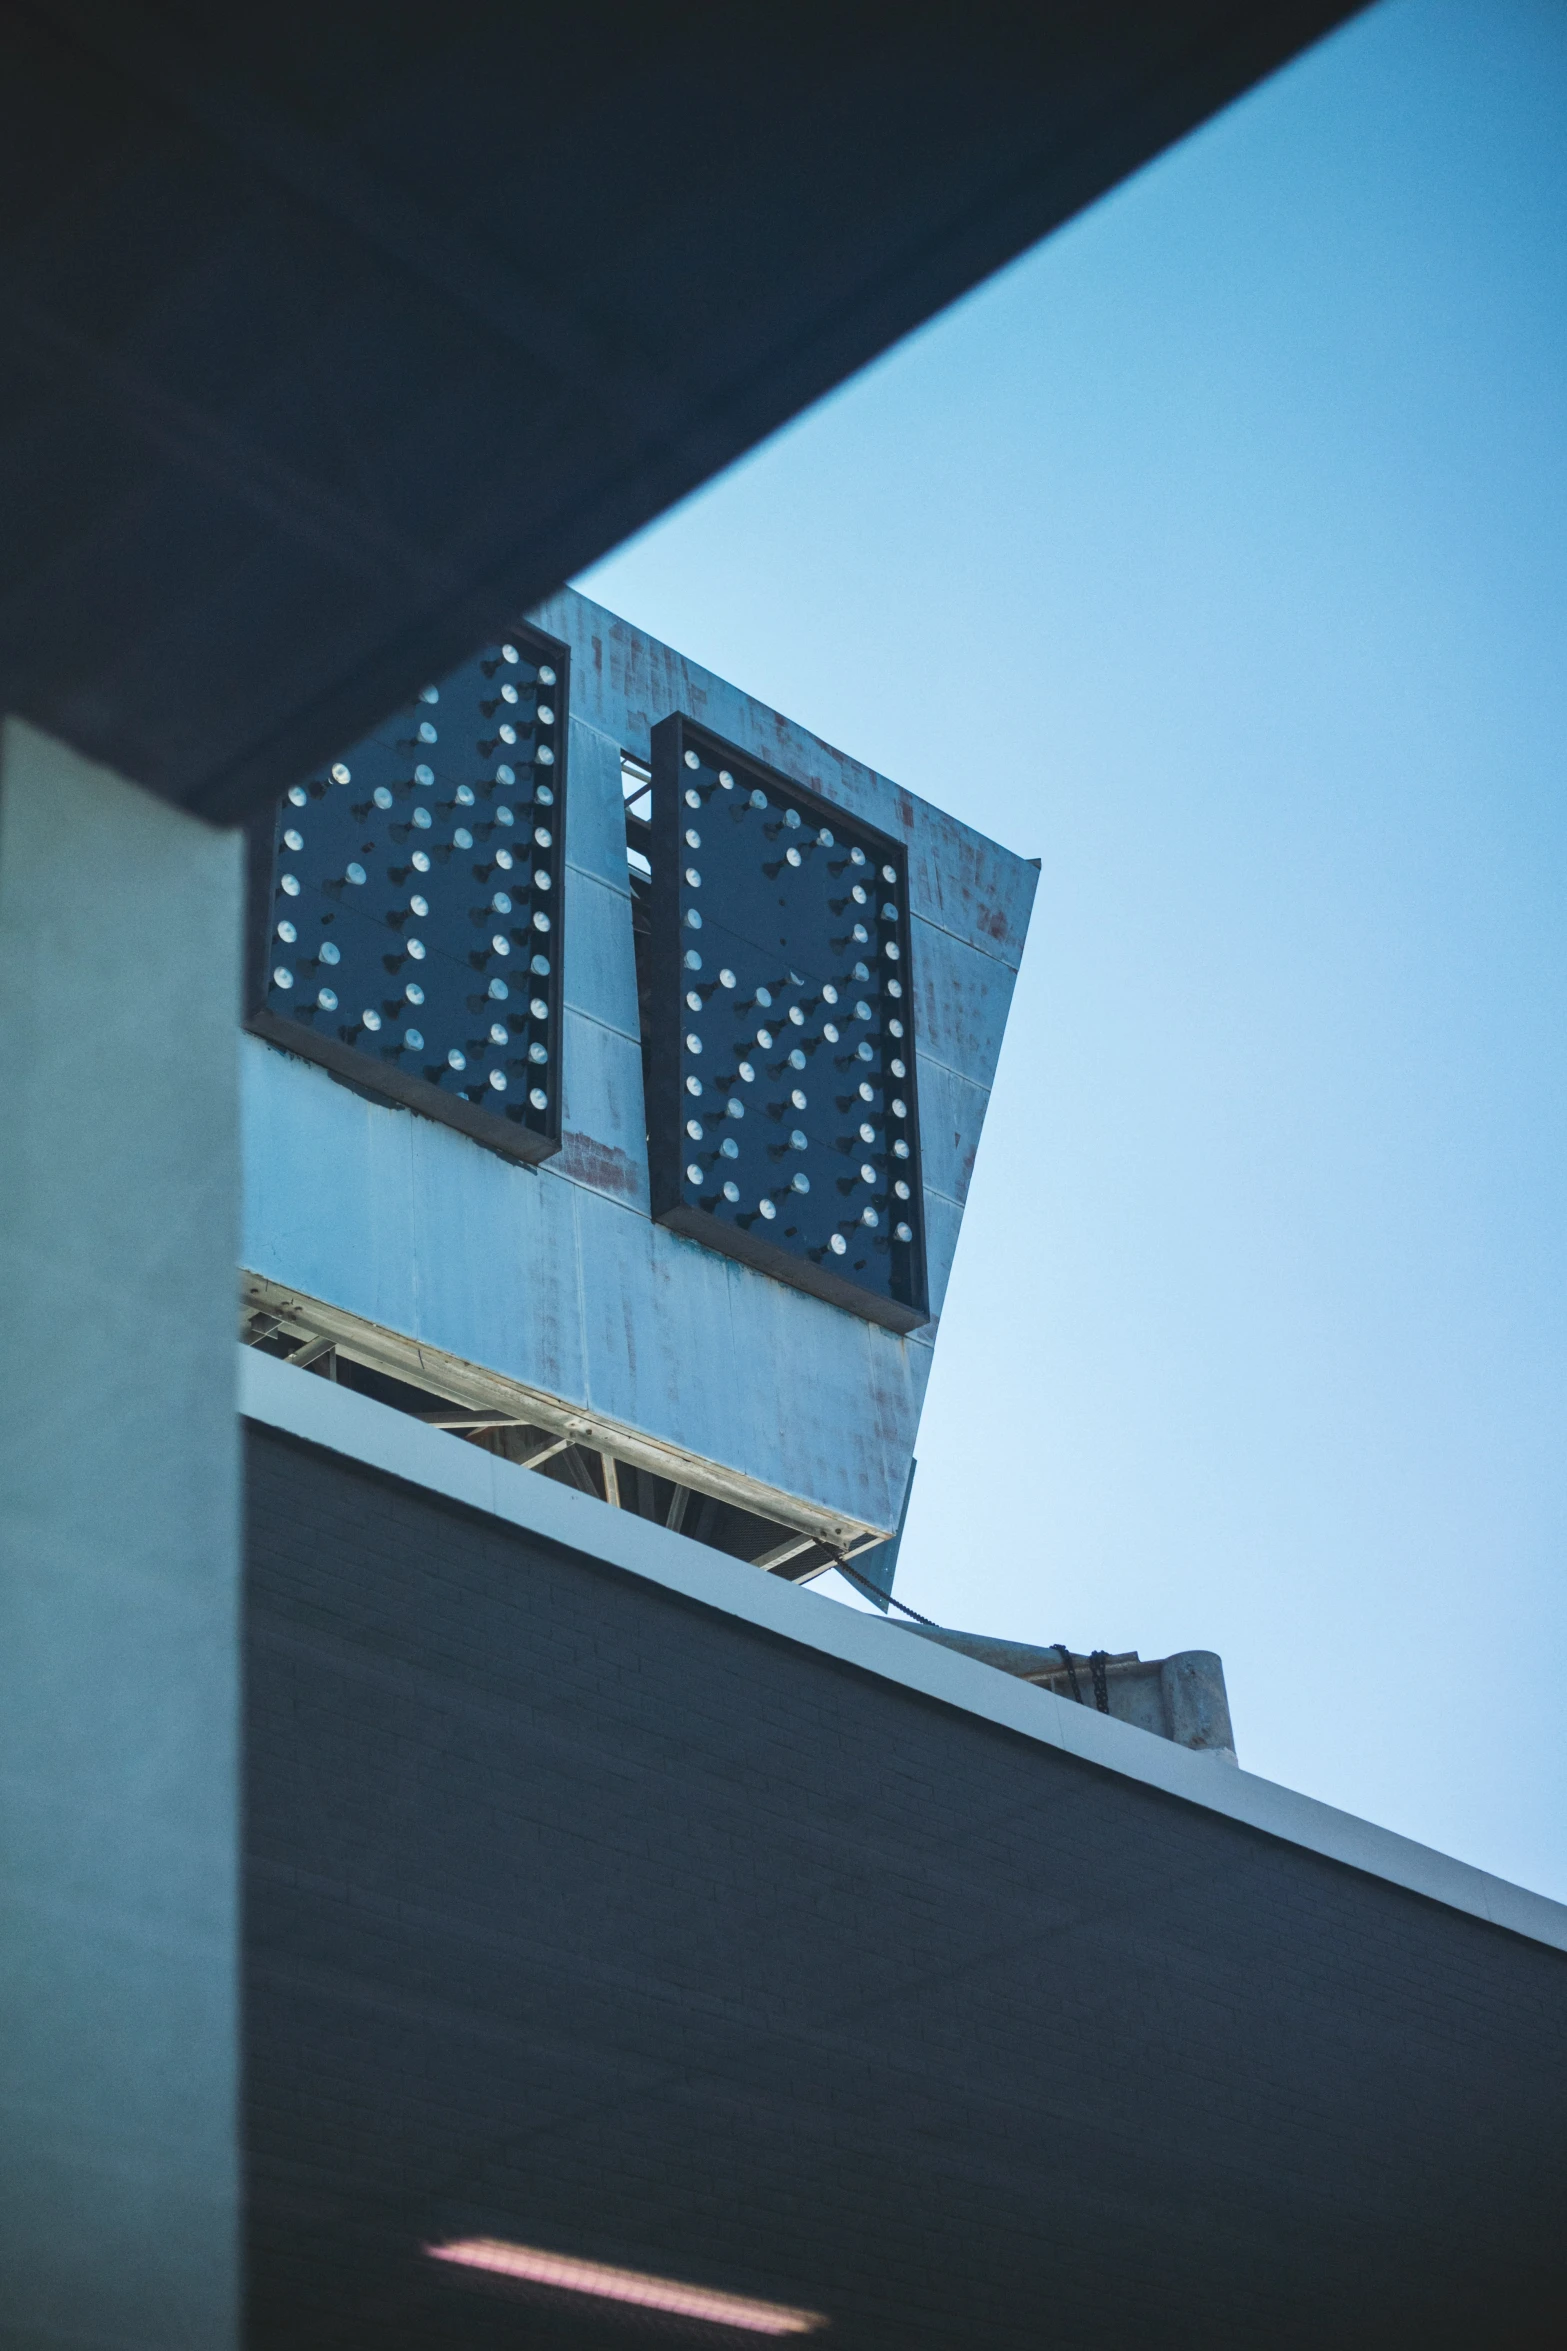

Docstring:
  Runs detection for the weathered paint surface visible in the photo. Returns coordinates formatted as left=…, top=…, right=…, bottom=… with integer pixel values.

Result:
left=241, top=590, right=1036, bottom=1535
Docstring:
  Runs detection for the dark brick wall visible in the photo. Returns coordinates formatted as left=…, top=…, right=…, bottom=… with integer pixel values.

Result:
left=244, top=1425, right=1567, bottom=2349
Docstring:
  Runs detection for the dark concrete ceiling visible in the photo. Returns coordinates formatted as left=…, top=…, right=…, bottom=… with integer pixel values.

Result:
left=1, top=3, right=1362, bottom=824
left=247, top=1428, right=1567, bottom=2351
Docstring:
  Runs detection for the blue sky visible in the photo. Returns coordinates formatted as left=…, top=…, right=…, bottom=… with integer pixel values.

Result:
left=579, top=0, right=1567, bottom=1900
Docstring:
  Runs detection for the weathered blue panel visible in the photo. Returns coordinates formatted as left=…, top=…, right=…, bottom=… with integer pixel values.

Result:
left=561, top=865, right=639, bottom=1040
left=242, top=1036, right=587, bottom=1404
left=915, top=1056, right=993, bottom=1212
left=918, top=1186, right=966, bottom=1324
left=563, top=715, right=634, bottom=896
left=240, top=590, right=1035, bottom=1538
left=909, top=915, right=1024, bottom=1088
left=556, top=1008, right=650, bottom=1213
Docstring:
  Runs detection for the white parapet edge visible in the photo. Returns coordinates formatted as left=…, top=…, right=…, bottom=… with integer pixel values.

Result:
left=240, top=1346, right=1567, bottom=1958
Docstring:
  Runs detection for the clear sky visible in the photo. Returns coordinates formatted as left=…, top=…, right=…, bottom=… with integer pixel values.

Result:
left=579, top=0, right=1567, bottom=1902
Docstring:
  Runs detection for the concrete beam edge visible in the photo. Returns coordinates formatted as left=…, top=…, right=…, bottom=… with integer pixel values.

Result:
left=239, top=1347, right=1567, bottom=1959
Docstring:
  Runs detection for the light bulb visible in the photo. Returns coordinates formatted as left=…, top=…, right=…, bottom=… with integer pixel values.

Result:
left=684, top=749, right=700, bottom=770
left=529, top=1086, right=548, bottom=1109
left=829, top=1233, right=847, bottom=1256
left=489, top=1070, right=507, bottom=1092
left=722, top=1179, right=740, bottom=1202
left=272, top=966, right=293, bottom=989
left=331, top=763, right=351, bottom=785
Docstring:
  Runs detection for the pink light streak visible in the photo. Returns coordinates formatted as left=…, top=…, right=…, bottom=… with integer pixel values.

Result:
left=426, top=2237, right=827, bottom=2335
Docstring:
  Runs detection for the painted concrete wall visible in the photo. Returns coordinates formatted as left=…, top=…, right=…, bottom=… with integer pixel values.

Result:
left=0, top=724, right=240, bottom=2348
left=242, top=591, right=1036, bottom=1534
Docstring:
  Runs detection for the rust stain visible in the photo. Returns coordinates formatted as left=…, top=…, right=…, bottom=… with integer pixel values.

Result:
left=556, top=1130, right=644, bottom=1201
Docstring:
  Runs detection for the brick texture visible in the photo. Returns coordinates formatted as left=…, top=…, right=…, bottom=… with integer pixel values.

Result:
left=244, top=1426, right=1567, bottom=2349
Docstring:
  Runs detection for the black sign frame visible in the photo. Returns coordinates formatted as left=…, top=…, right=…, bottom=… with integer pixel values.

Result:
left=245, top=621, right=569, bottom=1167
left=647, top=714, right=929, bottom=1333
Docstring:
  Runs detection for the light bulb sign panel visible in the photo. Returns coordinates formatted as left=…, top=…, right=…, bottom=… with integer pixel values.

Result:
left=245, top=624, right=568, bottom=1164
left=648, top=715, right=929, bottom=1332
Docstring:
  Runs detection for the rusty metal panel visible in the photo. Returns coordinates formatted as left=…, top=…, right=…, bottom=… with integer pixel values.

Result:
left=556, top=1008, right=650, bottom=1214
left=909, top=913, right=1024, bottom=1083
